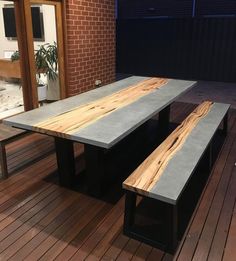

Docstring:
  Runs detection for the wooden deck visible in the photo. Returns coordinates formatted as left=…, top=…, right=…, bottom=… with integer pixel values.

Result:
left=0, top=102, right=235, bottom=260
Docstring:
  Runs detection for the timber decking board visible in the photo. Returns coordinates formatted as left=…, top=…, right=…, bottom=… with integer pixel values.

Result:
left=24, top=199, right=104, bottom=260
left=69, top=198, right=125, bottom=261
left=116, top=239, right=141, bottom=261
left=0, top=102, right=235, bottom=261
left=147, top=248, right=165, bottom=260
left=6, top=136, right=54, bottom=174
left=9, top=196, right=89, bottom=260
left=75, top=214, right=124, bottom=260
left=43, top=204, right=113, bottom=261
left=0, top=193, right=77, bottom=260
left=223, top=200, right=236, bottom=261
left=0, top=189, right=69, bottom=255
left=191, top=138, right=236, bottom=261
left=132, top=243, right=153, bottom=261
left=207, top=166, right=236, bottom=261
left=101, top=229, right=130, bottom=260
left=175, top=111, right=236, bottom=261
left=4, top=77, right=196, bottom=148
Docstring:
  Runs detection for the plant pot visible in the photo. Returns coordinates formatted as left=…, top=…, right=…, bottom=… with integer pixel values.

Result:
left=46, top=76, right=60, bottom=101
left=37, top=84, right=47, bottom=101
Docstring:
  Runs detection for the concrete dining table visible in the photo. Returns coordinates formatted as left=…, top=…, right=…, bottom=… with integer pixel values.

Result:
left=4, top=76, right=196, bottom=196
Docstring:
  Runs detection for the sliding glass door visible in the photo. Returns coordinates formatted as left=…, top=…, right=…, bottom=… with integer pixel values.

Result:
left=30, top=0, right=66, bottom=105
left=0, top=0, right=66, bottom=112
left=0, top=0, right=24, bottom=118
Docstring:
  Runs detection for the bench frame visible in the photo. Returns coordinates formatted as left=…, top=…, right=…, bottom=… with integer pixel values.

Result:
left=124, top=190, right=178, bottom=253
left=123, top=110, right=228, bottom=253
left=0, top=130, right=29, bottom=179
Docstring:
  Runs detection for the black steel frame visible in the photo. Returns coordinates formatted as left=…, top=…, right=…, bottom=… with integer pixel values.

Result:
left=158, top=104, right=171, bottom=141
left=54, top=137, right=75, bottom=188
left=84, top=144, right=107, bottom=197
left=123, top=191, right=178, bottom=254
left=52, top=105, right=172, bottom=197
left=223, top=111, right=228, bottom=137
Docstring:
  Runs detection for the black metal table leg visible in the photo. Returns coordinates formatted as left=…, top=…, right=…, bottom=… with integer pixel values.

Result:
left=223, top=112, right=228, bottom=136
left=84, top=144, right=106, bottom=197
left=166, top=203, right=178, bottom=254
left=54, top=137, right=75, bottom=188
left=159, top=105, right=171, bottom=141
left=124, top=191, right=137, bottom=232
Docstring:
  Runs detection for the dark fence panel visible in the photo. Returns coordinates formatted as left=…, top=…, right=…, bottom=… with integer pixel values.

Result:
left=116, top=18, right=236, bottom=82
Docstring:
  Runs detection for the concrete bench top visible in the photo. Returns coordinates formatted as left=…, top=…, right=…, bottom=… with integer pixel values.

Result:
left=4, top=76, right=196, bottom=149
left=0, top=123, right=27, bottom=143
left=123, top=102, right=230, bottom=205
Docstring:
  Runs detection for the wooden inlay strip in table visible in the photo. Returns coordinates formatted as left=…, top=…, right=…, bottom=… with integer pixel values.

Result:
left=123, top=101, right=213, bottom=194
left=33, top=78, right=168, bottom=137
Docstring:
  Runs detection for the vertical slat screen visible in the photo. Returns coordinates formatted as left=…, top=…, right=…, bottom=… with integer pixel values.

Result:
left=116, top=17, right=236, bottom=82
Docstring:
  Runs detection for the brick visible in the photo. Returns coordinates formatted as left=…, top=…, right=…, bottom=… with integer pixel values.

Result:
left=65, top=0, right=115, bottom=96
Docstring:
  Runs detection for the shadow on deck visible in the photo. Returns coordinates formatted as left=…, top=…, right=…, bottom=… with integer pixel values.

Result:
left=0, top=102, right=235, bottom=260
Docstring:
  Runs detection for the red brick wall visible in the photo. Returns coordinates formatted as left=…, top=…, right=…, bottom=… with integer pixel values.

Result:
left=65, top=0, right=116, bottom=96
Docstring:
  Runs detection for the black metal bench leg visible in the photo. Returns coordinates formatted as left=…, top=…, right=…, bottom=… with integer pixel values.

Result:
left=223, top=112, right=228, bottom=136
left=0, top=143, right=8, bottom=179
left=206, top=142, right=213, bottom=172
left=84, top=144, right=106, bottom=197
left=159, top=105, right=171, bottom=141
left=124, top=191, right=137, bottom=232
left=54, top=137, right=75, bottom=188
left=166, top=204, right=178, bottom=254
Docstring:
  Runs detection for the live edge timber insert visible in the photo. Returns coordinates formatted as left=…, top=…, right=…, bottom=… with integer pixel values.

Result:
left=123, top=101, right=230, bottom=253
left=33, top=78, right=168, bottom=137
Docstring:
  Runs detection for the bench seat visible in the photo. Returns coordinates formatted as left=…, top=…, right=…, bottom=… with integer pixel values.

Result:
left=122, top=101, right=230, bottom=253
left=0, top=123, right=28, bottom=178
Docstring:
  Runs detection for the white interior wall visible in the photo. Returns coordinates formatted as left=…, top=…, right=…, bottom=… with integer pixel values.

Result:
left=0, top=2, right=57, bottom=59
left=0, top=1, right=18, bottom=58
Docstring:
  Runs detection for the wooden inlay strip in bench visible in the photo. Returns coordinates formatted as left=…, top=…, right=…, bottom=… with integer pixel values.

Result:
left=123, top=101, right=213, bottom=195
left=33, top=78, right=168, bottom=137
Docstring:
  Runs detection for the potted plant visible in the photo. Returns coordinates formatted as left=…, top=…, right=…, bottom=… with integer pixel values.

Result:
left=43, top=42, right=59, bottom=101
left=34, top=42, right=59, bottom=101
left=34, top=44, right=48, bottom=102
left=11, top=48, right=47, bottom=102
left=10, top=42, right=59, bottom=102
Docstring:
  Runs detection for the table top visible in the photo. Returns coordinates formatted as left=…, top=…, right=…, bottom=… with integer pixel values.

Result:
left=4, top=76, right=196, bottom=148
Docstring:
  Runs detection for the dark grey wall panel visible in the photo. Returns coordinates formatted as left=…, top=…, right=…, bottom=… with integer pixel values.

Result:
left=118, top=0, right=193, bottom=18
left=116, top=17, right=236, bottom=82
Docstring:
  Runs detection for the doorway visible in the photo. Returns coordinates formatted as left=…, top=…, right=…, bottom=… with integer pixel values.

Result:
left=0, top=0, right=24, bottom=119
left=30, top=0, right=66, bottom=106
left=0, top=0, right=66, bottom=114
